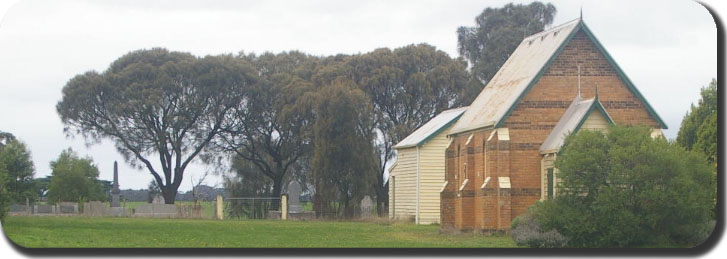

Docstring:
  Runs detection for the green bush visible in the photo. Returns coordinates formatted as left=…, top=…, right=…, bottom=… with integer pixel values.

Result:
left=0, top=163, right=9, bottom=221
left=533, top=126, right=714, bottom=248
left=511, top=203, right=568, bottom=248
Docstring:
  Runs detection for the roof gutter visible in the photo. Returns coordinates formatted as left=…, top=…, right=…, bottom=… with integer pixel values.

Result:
left=447, top=121, right=496, bottom=137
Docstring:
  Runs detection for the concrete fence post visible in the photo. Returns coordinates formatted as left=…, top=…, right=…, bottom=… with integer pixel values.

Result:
left=281, top=194, right=288, bottom=220
left=216, top=195, right=224, bottom=220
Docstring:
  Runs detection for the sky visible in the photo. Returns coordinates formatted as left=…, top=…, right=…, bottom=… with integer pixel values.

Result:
left=0, top=0, right=718, bottom=192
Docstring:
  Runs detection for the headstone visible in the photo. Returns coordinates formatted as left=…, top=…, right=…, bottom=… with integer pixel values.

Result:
left=360, top=195, right=373, bottom=218
left=152, top=194, right=165, bottom=204
left=35, top=205, right=54, bottom=214
left=133, top=204, right=177, bottom=218
left=9, top=204, right=31, bottom=216
left=108, top=207, right=131, bottom=217
left=287, top=181, right=302, bottom=213
left=58, top=202, right=79, bottom=214
left=84, top=201, right=107, bottom=217
left=111, top=161, right=121, bottom=207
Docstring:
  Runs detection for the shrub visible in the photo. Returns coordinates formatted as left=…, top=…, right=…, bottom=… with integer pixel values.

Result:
left=511, top=204, right=568, bottom=248
left=534, top=126, right=714, bottom=247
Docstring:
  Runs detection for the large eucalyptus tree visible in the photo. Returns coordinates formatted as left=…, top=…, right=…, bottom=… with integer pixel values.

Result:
left=57, top=48, right=256, bottom=203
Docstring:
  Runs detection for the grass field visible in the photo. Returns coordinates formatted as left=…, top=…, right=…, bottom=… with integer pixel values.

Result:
left=2, top=216, right=519, bottom=248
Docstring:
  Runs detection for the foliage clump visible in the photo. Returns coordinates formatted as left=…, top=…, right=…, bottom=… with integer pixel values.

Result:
left=457, top=2, right=556, bottom=84
left=0, top=131, right=36, bottom=221
left=676, top=78, right=717, bottom=218
left=47, top=148, right=106, bottom=203
left=511, top=206, right=568, bottom=248
left=528, top=126, right=714, bottom=248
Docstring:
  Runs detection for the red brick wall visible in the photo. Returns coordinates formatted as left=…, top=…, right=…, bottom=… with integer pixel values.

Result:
left=442, top=28, right=661, bottom=232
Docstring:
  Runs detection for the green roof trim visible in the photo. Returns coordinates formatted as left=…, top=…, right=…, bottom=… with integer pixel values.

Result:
left=416, top=112, right=465, bottom=147
left=496, top=19, right=668, bottom=129
left=579, top=22, right=667, bottom=129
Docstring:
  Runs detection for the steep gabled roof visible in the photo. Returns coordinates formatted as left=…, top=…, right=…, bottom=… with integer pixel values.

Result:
left=449, top=18, right=666, bottom=135
left=393, top=107, right=468, bottom=149
left=539, top=94, right=614, bottom=154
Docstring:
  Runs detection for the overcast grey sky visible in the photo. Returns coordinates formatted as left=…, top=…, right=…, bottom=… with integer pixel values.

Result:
left=0, top=0, right=717, bottom=191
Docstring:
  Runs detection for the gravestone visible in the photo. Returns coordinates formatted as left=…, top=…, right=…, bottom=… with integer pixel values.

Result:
left=35, top=205, right=54, bottom=214
left=133, top=204, right=177, bottom=218
left=360, top=195, right=373, bottom=218
left=152, top=194, right=165, bottom=204
left=84, top=201, right=107, bottom=217
left=8, top=204, right=31, bottom=216
left=58, top=202, right=78, bottom=214
left=111, top=161, right=121, bottom=207
left=287, top=181, right=302, bottom=213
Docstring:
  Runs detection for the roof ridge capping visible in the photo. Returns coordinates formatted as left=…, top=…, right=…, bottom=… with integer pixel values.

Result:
left=524, top=17, right=582, bottom=41
left=448, top=18, right=583, bottom=135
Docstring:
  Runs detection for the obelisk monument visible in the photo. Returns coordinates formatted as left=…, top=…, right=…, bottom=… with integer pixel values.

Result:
left=111, top=161, right=121, bottom=207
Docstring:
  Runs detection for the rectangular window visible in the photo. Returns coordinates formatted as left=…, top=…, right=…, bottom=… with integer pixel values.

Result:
left=547, top=168, right=554, bottom=199
left=464, top=164, right=468, bottom=180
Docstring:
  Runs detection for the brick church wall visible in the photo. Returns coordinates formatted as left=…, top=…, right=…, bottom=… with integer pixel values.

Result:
left=443, top=29, right=661, bottom=232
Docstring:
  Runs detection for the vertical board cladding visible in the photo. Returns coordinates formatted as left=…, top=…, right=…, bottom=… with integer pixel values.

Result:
left=441, top=27, right=662, bottom=232
left=389, top=147, right=417, bottom=222
left=581, top=111, right=610, bottom=131
left=418, top=123, right=457, bottom=224
left=391, top=122, right=459, bottom=225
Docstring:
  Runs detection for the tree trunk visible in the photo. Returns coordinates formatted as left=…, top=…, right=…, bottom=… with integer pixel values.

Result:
left=162, top=187, right=176, bottom=204
left=375, top=179, right=389, bottom=217
left=272, top=176, right=283, bottom=209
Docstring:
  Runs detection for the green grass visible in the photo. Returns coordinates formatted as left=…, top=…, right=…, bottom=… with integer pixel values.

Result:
left=2, top=216, right=519, bottom=248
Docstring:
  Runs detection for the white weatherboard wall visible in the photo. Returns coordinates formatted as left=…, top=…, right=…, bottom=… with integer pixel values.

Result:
left=580, top=110, right=610, bottom=131
left=389, top=123, right=456, bottom=224
left=390, top=147, right=417, bottom=221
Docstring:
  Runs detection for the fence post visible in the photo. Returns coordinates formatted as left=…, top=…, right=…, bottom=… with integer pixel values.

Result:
left=216, top=195, right=224, bottom=220
left=281, top=194, right=288, bottom=220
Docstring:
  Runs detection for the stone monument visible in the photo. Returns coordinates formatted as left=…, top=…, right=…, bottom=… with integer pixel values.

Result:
left=152, top=194, right=165, bottom=204
left=360, top=195, right=373, bottom=218
left=287, top=181, right=302, bottom=213
left=111, top=161, right=121, bottom=207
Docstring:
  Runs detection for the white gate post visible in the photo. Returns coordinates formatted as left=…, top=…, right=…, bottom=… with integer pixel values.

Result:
left=281, top=195, right=288, bottom=220
left=216, top=195, right=224, bottom=220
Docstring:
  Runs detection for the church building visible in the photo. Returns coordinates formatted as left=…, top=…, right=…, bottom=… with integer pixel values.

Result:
left=440, top=18, right=666, bottom=231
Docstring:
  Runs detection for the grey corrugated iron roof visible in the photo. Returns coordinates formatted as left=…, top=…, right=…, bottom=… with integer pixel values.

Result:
left=450, top=17, right=668, bottom=134
left=393, top=106, right=468, bottom=149
left=450, top=19, right=582, bottom=135
left=539, top=95, right=613, bottom=154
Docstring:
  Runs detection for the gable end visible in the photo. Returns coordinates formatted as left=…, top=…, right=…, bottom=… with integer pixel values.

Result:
left=496, top=20, right=667, bottom=129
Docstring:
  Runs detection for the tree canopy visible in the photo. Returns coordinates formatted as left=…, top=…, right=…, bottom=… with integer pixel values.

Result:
left=345, top=43, right=472, bottom=215
left=311, top=79, right=378, bottom=218
left=0, top=130, right=16, bottom=148
left=676, top=78, right=718, bottom=218
left=57, top=48, right=256, bottom=203
left=522, top=126, right=714, bottom=248
left=0, top=132, right=35, bottom=221
left=0, top=139, right=36, bottom=203
left=457, top=2, right=556, bottom=84
left=216, top=51, right=317, bottom=199
left=47, top=148, right=106, bottom=203
left=677, top=78, right=717, bottom=163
